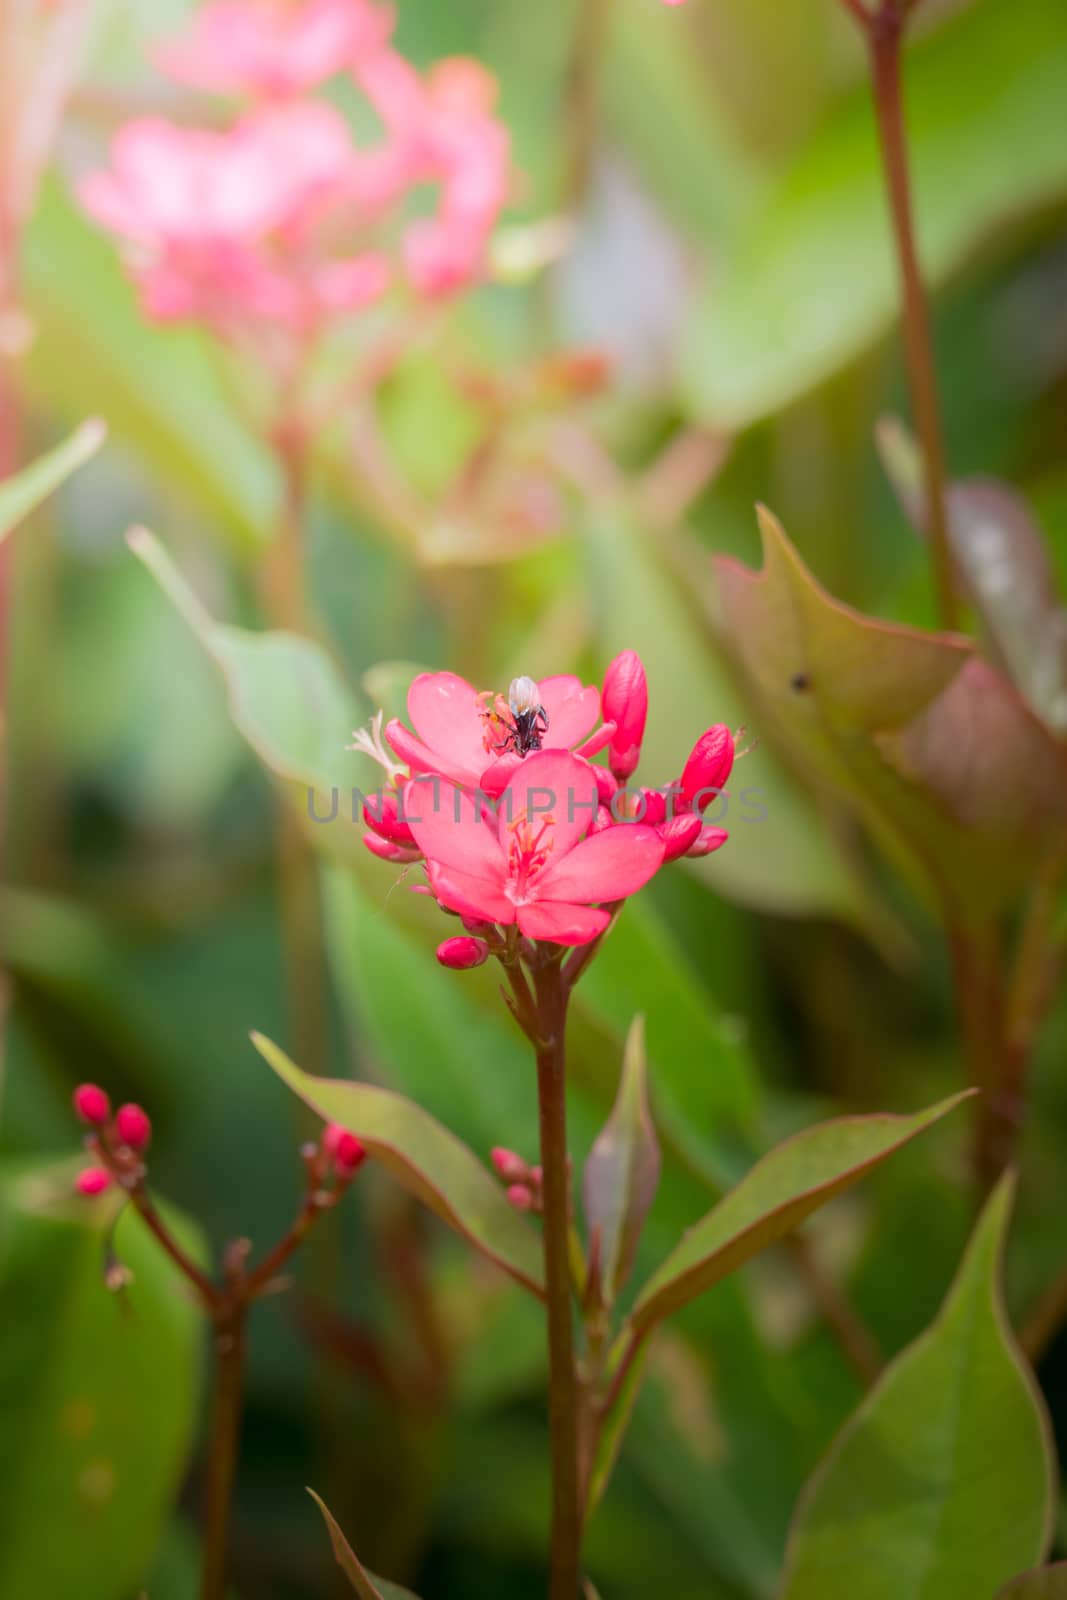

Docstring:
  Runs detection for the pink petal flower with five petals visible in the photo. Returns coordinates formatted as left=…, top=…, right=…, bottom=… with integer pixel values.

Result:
left=403, top=751, right=665, bottom=946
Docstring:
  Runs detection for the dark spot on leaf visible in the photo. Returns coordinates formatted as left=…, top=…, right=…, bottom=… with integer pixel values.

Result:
left=790, top=672, right=811, bottom=692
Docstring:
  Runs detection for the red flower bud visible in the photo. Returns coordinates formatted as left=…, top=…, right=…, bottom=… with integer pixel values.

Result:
left=593, top=766, right=618, bottom=807
left=639, top=788, right=667, bottom=826
left=363, top=833, right=421, bottom=864
left=76, top=1166, right=112, bottom=1197
left=436, top=936, right=490, bottom=971
left=679, top=726, right=734, bottom=811
left=659, top=813, right=703, bottom=862
left=73, top=1083, right=111, bottom=1126
left=491, top=1146, right=528, bottom=1182
left=506, top=1184, right=534, bottom=1212
left=362, top=791, right=415, bottom=845
left=602, top=651, right=648, bottom=780
left=325, top=1123, right=367, bottom=1175
left=115, top=1103, right=152, bottom=1150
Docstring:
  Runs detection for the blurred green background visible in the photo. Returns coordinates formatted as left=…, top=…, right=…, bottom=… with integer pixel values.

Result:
left=3, top=0, right=1067, bottom=1595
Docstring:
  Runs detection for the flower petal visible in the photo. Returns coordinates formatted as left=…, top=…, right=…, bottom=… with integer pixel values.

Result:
left=536, top=823, right=665, bottom=904
left=517, top=901, right=611, bottom=946
left=428, top=862, right=515, bottom=924
left=407, top=671, right=488, bottom=773
left=403, top=776, right=506, bottom=878
left=539, top=677, right=601, bottom=750
left=498, top=750, right=600, bottom=859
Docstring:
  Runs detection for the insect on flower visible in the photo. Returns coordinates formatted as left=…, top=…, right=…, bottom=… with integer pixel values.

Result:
left=480, top=674, right=550, bottom=758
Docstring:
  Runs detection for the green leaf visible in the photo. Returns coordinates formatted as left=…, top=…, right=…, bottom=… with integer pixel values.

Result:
left=24, top=180, right=274, bottom=548
left=716, top=508, right=1067, bottom=922
left=129, top=527, right=365, bottom=803
left=308, top=1490, right=421, bottom=1599
left=631, top=1091, right=971, bottom=1333
left=0, top=1163, right=202, bottom=1600
left=582, top=500, right=869, bottom=924
left=780, top=1176, right=1055, bottom=1600
left=683, top=0, right=1067, bottom=426
left=878, top=417, right=1067, bottom=736
left=252, top=1032, right=545, bottom=1296
left=998, top=1568, right=1067, bottom=1599
left=0, top=418, right=105, bottom=544
left=583, top=1016, right=661, bottom=1300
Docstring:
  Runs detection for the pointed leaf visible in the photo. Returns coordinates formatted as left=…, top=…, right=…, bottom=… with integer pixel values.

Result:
left=781, top=1176, right=1055, bottom=1600
left=878, top=417, right=1067, bottom=736
left=128, top=527, right=367, bottom=821
left=308, top=1491, right=421, bottom=1600
left=715, top=508, right=1067, bottom=921
left=253, top=1033, right=544, bottom=1296
left=631, top=1092, right=971, bottom=1333
left=998, top=1568, right=1067, bottom=1599
left=583, top=1016, right=661, bottom=1299
left=0, top=419, right=105, bottom=543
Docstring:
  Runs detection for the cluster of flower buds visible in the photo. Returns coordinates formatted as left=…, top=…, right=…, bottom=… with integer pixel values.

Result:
left=72, top=1083, right=153, bottom=1196
left=79, top=0, right=511, bottom=346
left=491, top=1147, right=544, bottom=1213
left=355, top=651, right=740, bottom=951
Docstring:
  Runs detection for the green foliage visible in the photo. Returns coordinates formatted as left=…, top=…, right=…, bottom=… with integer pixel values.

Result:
left=0, top=1164, right=202, bottom=1600
left=0, top=419, right=104, bottom=543
left=309, top=1491, right=422, bottom=1599
left=632, top=1091, right=970, bottom=1333
left=253, top=1032, right=545, bottom=1295
left=583, top=1016, right=661, bottom=1301
left=781, top=1177, right=1055, bottom=1600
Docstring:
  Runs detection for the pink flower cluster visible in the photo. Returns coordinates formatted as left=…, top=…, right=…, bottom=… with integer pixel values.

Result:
left=356, top=653, right=734, bottom=948
left=79, top=0, right=510, bottom=340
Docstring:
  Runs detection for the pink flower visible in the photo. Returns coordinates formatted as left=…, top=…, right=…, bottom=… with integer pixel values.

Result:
left=79, top=106, right=389, bottom=334
left=403, top=750, right=664, bottom=946
left=361, top=54, right=510, bottom=298
left=601, top=650, right=648, bottom=781
left=156, top=0, right=395, bottom=99
left=385, top=672, right=611, bottom=791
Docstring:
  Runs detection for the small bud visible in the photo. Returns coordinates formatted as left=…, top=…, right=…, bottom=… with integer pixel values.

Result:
left=506, top=1184, right=534, bottom=1212
left=602, top=651, right=649, bottom=781
left=323, top=1123, right=367, bottom=1175
left=362, top=790, right=415, bottom=845
left=639, top=788, right=667, bottom=826
left=491, top=1146, right=528, bottom=1182
left=436, top=936, right=490, bottom=971
left=679, top=726, right=735, bottom=811
left=363, top=833, right=421, bottom=864
left=73, top=1084, right=111, bottom=1126
left=115, top=1102, right=152, bottom=1151
left=659, top=813, right=703, bottom=862
left=462, top=915, right=497, bottom=938
left=686, top=825, right=729, bottom=858
left=76, top=1166, right=112, bottom=1197
left=593, top=766, right=618, bottom=807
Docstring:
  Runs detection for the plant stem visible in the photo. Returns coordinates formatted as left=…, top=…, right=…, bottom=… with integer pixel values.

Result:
left=200, top=1302, right=249, bottom=1600
left=533, top=959, right=582, bottom=1599
left=862, top=1, right=958, bottom=629
left=948, top=922, right=1012, bottom=1196
left=562, top=0, right=614, bottom=208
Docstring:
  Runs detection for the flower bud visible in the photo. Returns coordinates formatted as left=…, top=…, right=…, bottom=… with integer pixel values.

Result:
left=602, top=651, right=648, bottom=780
left=324, top=1123, right=367, bottom=1176
left=679, top=726, right=735, bottom=811
left=436, top=936, right=489, bottom=971
left=686, top=825, right=729, bottom=858
left=76, top=1166, right=112, bottom=1197
left=115, top=1103, right=152, bottom=1150
left=362, top=790, right=415, bottom=845
left=639, top=788, right=667, bottom=826
left=363, top=833, right=421, bottom=864
left=506, top=1183, right=534, bottom=1212
left=73, top=1083, right=111, bottom=1126
left=491, top=1146, right=528, bottom=1182
left=593, top=766, right=618, bottom=807
left=590, top=805, right=615, bottom=835
left=659, top=813, right=703, bottom=862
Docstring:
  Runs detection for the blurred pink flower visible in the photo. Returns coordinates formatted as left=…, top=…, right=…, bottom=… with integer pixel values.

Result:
left=404, top=750, right=665, bottom=946
left=156, top=0, right=395, bottom=99
left=361, top=54, right=511, bottom=297
left=79, top=104, right=390, bottom=332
